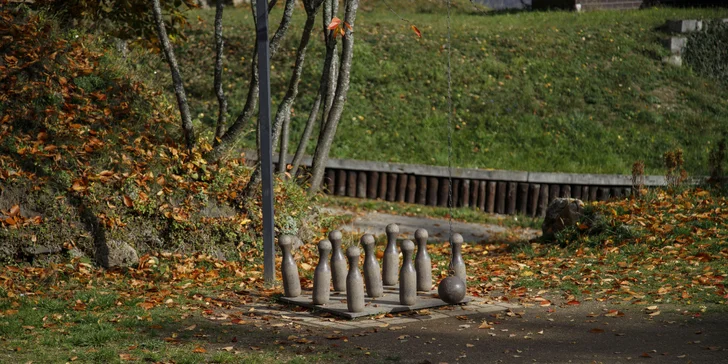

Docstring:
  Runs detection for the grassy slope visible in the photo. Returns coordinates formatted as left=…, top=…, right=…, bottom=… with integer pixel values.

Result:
left=171, top=1, right=728, bottom=175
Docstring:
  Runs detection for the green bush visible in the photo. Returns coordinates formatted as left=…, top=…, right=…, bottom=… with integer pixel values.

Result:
left=30, top=0, right=194, bottom=43
left=684, top=20, right=728, bottom=86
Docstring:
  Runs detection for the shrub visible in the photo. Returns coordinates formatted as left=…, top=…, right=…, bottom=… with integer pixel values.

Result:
left=29, top=0, right=194, bottom=44
left=684, top=20, right=728, bottom=86
left=663, top=148, right=687, bottom=188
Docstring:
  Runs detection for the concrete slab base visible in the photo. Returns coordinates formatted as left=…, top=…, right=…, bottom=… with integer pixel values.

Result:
left=280, top=285, right=471, bottom=319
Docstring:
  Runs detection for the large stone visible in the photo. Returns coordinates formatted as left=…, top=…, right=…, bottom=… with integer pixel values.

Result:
left=667, top=19, right=703, bottom=33
left=97, top=240, right=139, bottom=268
left=662, top=55, right=683, bottom=67
left=661, top=37, right=687, bottom=55
left=542, top=198, right=584, bottom=240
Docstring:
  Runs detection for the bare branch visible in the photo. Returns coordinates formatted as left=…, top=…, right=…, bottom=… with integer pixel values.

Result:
left=152, top=0, right=195, bottom=151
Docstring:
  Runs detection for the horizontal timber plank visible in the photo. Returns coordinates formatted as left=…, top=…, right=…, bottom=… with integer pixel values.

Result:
left=243, top=150, right=704, bottom=187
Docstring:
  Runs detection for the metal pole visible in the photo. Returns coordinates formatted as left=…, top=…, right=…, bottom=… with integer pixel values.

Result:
left=255, top=0, right=275, bottom=285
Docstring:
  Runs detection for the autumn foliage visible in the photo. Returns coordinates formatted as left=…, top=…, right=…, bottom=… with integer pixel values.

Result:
left=0, top=6, right=327, bottom=262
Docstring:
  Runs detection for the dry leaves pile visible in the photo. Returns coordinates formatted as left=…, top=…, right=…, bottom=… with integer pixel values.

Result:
left=429, top=188, right=727, bottom=305
left=0, top=7, right=325, bottom=260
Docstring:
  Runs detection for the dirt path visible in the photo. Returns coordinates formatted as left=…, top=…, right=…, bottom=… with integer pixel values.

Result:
left=296, top=301, right=728, bottom=364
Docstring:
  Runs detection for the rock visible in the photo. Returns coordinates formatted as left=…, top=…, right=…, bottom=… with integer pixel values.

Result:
left=661, top=37, right=687, bottom=55
left=97, top=240, right=139, bottom=268
left=663, top=55, right=683, bottom=67
left=210, top=247, right=227, bottom=261
left=68, top=247, right=85, bottom=259
left=542, top=198, right=584, bottom=241
left=667, top=19, right=702, bottom=33
left=24, top=245, right=62, bottom=256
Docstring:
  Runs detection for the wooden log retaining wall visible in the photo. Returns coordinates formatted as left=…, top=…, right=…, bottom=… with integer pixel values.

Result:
left=246, top=151, right=679, bottom=217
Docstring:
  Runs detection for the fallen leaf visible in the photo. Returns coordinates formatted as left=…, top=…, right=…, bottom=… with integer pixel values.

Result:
left=123, top=195, right=134, bottom=207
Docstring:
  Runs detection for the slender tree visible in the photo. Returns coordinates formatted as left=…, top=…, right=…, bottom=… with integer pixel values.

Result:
left=274, top=0, right=325, bottom=174
left=309, top=0, right=359, bottom=193
left=213, top=0, right=228, bottom=141
left=206, top=0, right=296, bottom=161
left=151, top=0, right=195, bottom=151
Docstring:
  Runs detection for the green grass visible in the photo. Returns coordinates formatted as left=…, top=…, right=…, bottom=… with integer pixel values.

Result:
left=0, top=282, right=347, bottom=363
left=147, top=2, right=728, bottom=176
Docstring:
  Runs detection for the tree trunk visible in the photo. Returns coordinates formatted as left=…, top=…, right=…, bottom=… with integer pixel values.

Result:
left=321, top=0, right=339, bottom=132
left=152, top=0, right=195, bottom=151
left=289, top=0, right=338, bottom=178
left=213, top=0, right=229, bottom=141
left=274, top=7, right=320, bottom=174
left=308, top=0, right=359, bottom=194
left=207, top=0, right=296, bottom=162
left=289, top=89, right=322, bottom=177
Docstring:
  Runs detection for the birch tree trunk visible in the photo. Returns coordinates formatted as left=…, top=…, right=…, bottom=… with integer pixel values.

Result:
left=289, top=89, right=321, bottom=177
left=213, top=0, right=229, bottom=141
left=206, top=0, right=296, bottom=162
left=152, top=0, right=195, bottom=151
left=320, top=0, right=339, bottom=134
left=274, top=0, right=322, bottom=174
left=309, top=0, right=359, bottom=194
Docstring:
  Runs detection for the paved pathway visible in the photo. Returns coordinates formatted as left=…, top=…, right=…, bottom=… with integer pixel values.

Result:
left=324, top=208, right=540, bottom=243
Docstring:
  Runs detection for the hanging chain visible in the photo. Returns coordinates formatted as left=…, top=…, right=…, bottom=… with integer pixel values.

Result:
left=446, top=0, right=454, bottom=241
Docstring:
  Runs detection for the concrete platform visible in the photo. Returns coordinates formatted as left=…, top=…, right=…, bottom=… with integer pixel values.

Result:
left=280, top=285, right=471, bottom=319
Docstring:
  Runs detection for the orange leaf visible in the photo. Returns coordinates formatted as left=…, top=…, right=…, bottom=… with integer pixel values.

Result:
left=138, top=302, right=155, bottom=310
left=411, top=24, right=422, bottom=38
left=9, top=205, right=20, bottom=217
left=193, top=347, right=207, bottom=353
left=71, top=182, right=87, bottom=192
left=344, top=21, right=353, bottom=31
left=327, top=17, right=341, bottom=30
left=123, top=195, right=134, bottom=208
left=566, top=300, right=581, bottom=306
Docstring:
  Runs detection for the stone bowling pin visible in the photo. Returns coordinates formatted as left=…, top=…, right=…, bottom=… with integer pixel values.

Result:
left=278, top=235, right=301, bottom=298
left=360, top=234, right=383, bottom=298
left=414, top=228, right=432, bottom=292
left=346, top=246, right=365, bottom=313
left=329, top=230, right=346, bottom=292
left=312, top=239, right=332, bottom=305
left=382, top=223, right=400, bottom=286
left=449, top=233, right=466, bottom=283
left=399, top=239, right=416, bottom=306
